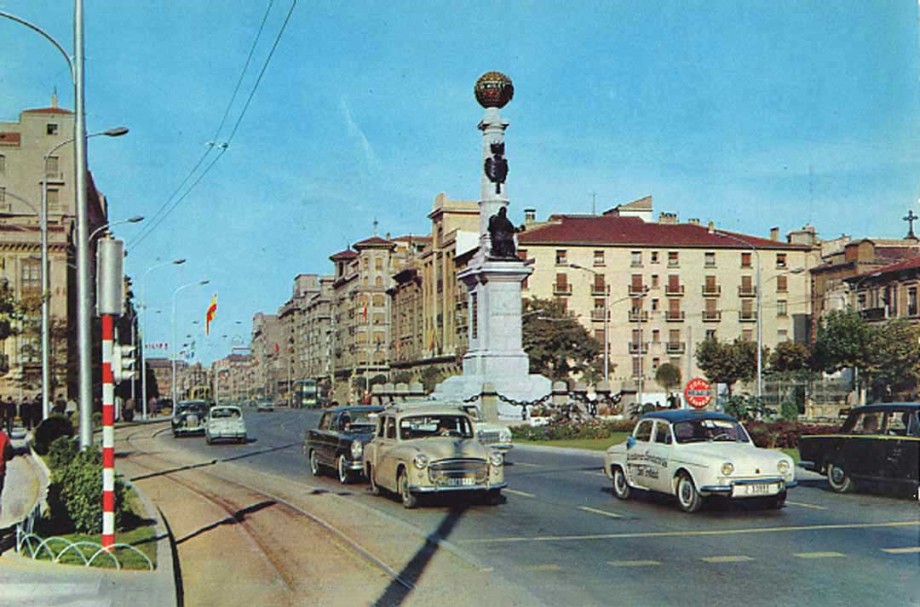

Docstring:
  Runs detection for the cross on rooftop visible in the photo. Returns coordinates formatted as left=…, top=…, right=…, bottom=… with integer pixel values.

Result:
left=904, top=209, right=918, bottom=239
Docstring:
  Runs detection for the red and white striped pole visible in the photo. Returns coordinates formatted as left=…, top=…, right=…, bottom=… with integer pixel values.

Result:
left=101, top=313, right=116, bottom=549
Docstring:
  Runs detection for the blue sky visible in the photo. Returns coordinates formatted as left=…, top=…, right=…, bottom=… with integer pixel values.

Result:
left=2, top=1, right=918, bottom=364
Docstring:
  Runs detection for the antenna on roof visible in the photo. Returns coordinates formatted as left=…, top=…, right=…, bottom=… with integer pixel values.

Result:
left=591, top=192, right=596, bottom=215
left=372, top=218, right=378, bottom=236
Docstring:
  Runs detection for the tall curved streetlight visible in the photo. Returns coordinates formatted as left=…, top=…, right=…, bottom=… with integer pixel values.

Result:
left=88, top=215, right=144, bottom=241
left=140, top=259, right=186, bottom=419
left=172, top=280, right=209, bottom=405
left=568, top=263, right=609, bottom=383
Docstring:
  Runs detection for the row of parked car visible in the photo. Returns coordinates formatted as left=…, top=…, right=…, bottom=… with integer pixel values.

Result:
left=305, top=401, right=919, bottom=512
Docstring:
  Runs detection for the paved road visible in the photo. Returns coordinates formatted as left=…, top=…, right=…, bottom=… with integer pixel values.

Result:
left=143, top=407, right=920, bottom=607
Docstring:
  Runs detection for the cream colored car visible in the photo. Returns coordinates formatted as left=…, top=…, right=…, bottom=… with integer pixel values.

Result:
left=363, top=405, right=506, bottom=508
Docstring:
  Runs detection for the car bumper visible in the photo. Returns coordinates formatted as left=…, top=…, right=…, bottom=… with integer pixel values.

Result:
left=699, top=477, right=796, bottom=496
left=173, top=427, right=205, bottom=435
left=798, top=460, right=817, bottom=471
left=409, top=481, right=508, bottom=494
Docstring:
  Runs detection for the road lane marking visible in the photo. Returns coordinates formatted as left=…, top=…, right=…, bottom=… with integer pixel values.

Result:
left=579, top=506, right=623, bottom=519
left=522, top=564, right=562, bottom=571
left=794, top=552, right=846, bottom=559
left=882, top=546, right=920, bottom=554
left=786, top=500, right=827, bottom=510
left=702, top=556, right=754, bottom=563
left=458, top=520, right=920, bottom=545
left=608, top=560, right=661, bottom=567
left=504, top=488, right=536, bottom=498
left=580, top=470, right=608, bottom=478
left=510, top=462, right=541, bottom=468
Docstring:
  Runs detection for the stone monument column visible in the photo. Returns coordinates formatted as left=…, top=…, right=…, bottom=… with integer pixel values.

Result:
left=433, top=72, right=550, bottom=415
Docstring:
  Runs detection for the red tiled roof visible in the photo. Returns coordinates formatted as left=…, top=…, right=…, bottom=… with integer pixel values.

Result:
left=518, top=215, right=805, bottom=249
left=863, top=254, right=920, bottom=277
left=392, top=235, right=432, bottom=243
left=0, top=132, right=21, bottom=145
left=329, top=249, right=357, bottom=260
left=353, top=236, right=394, bottom=249
left=23, top=107, right=73, bottom=115
left=875, top=246, right=920, bottom=261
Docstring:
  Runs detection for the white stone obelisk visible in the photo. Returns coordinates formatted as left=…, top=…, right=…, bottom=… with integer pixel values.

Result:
left=433, top=72, right=550, bottom=416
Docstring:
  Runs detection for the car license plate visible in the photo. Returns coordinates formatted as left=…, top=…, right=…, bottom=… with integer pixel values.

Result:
left=732, top=482, right=781, bottom=497
left=446, top=478, right=475, bottom=487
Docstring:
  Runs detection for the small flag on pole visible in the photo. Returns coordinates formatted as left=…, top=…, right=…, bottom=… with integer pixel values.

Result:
left=205, top=294, right=218, bottom=335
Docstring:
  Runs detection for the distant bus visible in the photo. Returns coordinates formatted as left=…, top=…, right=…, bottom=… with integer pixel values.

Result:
left=296, top=379, right=318, bottom=408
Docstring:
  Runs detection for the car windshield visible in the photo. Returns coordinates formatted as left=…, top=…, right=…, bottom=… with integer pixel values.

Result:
left=340, top=410, right=376, bottom=430
left=211, top=408, right=240, bottom=419
left=177, top=402, right=207, bottom=415
left=673, top=418, right=750, bottom=444
left=399, top=415, right=474, bottom=440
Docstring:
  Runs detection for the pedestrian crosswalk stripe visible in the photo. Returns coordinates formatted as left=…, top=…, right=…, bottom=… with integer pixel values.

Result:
left=786, top=500, right=827, bottom=510
left=523, top=564, right=562, bottom=571
left=504, top=488, right=536, bottom=498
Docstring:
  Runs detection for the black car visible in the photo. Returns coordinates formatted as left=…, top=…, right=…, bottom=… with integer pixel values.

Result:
left=798, top=403, right=920, bottom=495
left=304, top=405, right=384, bottom=484
left=171, top=400, right=209, bottom=437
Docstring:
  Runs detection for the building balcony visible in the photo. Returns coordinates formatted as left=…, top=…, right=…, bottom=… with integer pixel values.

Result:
left=702, top=311, right=722, bottom=322
left=553, top=284, right=572, bottom=296
left=591, top=287, right=607, bottom=296
left=666, top=341, right=685, bottom=354
left=628, top=285, right=647, bottom=296
left=628, top=342, right=649, bottom=354
left=702, top=285, right=721, bottom=296
left=590, top=310, right=606, bottom=322
left=665, top=311, right=685, bottom=322
left=738, top=286, right=756, bottom=297
left=739, top=311, right=758, bottom=322
left=628, top=311, right=649, bottom=323
left=665, top=285, right=685, bottom=296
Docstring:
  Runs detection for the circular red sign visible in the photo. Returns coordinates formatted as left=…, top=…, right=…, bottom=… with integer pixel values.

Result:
left=684, top=378, right=713, bottom=409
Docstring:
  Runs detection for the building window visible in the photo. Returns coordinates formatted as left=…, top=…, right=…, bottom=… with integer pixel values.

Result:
left=651, top=298, right=659, bottom=312
left=630, top=274, right=645, bottom=295
left=47, top=189, right=59, bottom=208
left=777, top=300, right=788, bottom=317
left=21, top=258, right=41, bottom=303
left=651, top=274, right=659, bottom=289
left=46, top=123, right=58, bottom=135
left=651, top=329, right=660, bottom=343
left=593, top=274, right=606, bottom=295
left=776, top=275, right=788, bottom=293
left=909, top=287, right=918, bottom=317
left=651, top=358, right=660, bottom=372
left=704, top=275, right=719, bottom=296
left=741, top=252, right=752, bottom=268
left=594, top=250, right=605, bottom=266
left=555, top=250, right=567, bottom=265
left=740, top=275, right=754, bottom=296
left=631, top=251, right=642, bottom=267
left=0, top=154, right=5, bottom=174
left=705, top=329, right=717, bottom=341
left=667, top=251, right=679, bottom=267
left=776, top=253, right=787, bottom=269
left=704, top=251, right=716, bottom=268
left=742, top=329, right=753, bottom=342
left=594, top=329, right=604, bottom=342
left=555, top=273, right=570, bottom=295
left=650, top=251, right=659, bottom=264
left=375, top=258, right=383, bottom=271
left=0, top=187, right=5, bottom=204
left=555, top=297, right=568, bottom=313
left=46, top=156, right=59, bottom=177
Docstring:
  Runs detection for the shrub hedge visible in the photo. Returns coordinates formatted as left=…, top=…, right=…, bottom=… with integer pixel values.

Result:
left=31, top=414, right=75, bottom=455
left=45, top=436, right=128, bottom=534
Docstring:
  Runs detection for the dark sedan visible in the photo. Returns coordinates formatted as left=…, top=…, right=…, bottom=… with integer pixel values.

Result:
left=171, top=400, right=209, bottom=437
left=304, top=405, right=384, bottom=484
left=798, top=403, right=919, bottom=495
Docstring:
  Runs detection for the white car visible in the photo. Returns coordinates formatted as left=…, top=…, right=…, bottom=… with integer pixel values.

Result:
left=206, top=405, right=247, bottom=444
left=460, top=404, right=514, bottom=451
left=604, top=410, right=796, bottom=512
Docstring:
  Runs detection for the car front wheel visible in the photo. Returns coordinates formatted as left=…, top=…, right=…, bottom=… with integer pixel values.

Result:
left=826, top=462, right=854, bottom=493
left=612, top=466, right=631, bottom=500
left=337, top=455, right=352, bottom=484
left=676, top=472, right=703, bottom=513
left=309, top=450, right=321, bottom=476
left=398, top=469, right=417, bottom=509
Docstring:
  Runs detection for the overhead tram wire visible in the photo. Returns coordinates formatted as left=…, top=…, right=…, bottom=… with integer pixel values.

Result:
left=129, top=0, right=296, bottom=250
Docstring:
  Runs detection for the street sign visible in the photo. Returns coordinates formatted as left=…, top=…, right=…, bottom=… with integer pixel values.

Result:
left=684, top=378, right=713, bottom=409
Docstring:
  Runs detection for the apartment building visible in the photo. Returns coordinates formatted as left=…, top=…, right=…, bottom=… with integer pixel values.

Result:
left=0, top=97, right=109, bottom=399
left=517, top=196, right=817, bottom=396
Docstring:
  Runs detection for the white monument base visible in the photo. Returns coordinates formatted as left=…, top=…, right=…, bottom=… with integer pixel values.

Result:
left=432, top=372, right=551, bottom=420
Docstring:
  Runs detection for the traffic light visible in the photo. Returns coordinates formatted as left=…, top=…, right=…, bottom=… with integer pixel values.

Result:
left=111, top=344, right=137, bottom=384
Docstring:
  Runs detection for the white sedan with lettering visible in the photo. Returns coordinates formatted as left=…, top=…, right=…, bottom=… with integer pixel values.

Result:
left=604, top=410, right=796, bottom=512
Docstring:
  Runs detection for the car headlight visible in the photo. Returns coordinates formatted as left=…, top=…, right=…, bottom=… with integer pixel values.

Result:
left=721, top=462, right=734, bottom=476
left=350, top=440, right=363, bottom=459
left=413, top=453, right=429, bottom=470
left=489, top=451, right=504, bottom=467
left=777, top=460, right=790, bottom=474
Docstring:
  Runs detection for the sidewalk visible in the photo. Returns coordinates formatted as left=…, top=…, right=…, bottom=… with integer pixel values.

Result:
left=0, top=427, right=178, bottom=607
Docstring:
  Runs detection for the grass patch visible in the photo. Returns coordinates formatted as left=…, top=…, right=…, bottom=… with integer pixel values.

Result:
left=33, top=483, right=158, bottom=570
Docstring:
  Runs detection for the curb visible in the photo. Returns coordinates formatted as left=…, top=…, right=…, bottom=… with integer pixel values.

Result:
left=126, top=477, right=179, bottom=607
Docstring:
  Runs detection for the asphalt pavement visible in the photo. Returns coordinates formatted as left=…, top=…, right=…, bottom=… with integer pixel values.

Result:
left=0, top=423, right=177, bottom=607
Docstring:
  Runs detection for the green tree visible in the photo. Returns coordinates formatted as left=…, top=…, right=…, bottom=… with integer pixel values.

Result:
left=419, top=366, right=443, bottom=393
left=768, top=341, right=811, bottom=375
left=695, top=337, right=757, bottom=395
left=864, top=318, right=920, bottom=400
left=521, top=297, right=600, bottom=381
left=655, top=363, right=682, bottom=393
left=811, top=309, right=873, bottom=374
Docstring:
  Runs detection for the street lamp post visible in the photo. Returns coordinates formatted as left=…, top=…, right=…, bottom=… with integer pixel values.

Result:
left=568, top=263, right=609, bottom=383
left=141, top=259, right=186, bottom=419
left=171, top=280, right=209, bottom=406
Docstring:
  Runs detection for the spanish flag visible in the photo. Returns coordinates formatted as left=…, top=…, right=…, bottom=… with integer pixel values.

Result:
left=205, top=294, right=218, bottom=335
